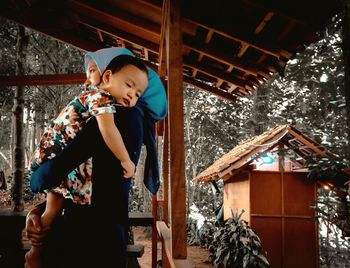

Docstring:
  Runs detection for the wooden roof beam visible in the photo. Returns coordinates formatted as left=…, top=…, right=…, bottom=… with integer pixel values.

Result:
left=135, top=0, right=294, bottom=60
left=183, top=35, right=263, bottom=77
left=158, top=0, right=168, bottom=79
left=184, top=76, right=237, bottom=103
left=80, top=18, right=159, bottom=53
left=0, top=74, right=85, bottom=87
left=241, top=0, right=337, bottom=28
left=255, top=11, right=275, bottom=35
left=97, top=29, right=104, bottom=43
left=185, top=19, right=292, bottom=60
left=0, top=11, right=100, bottom=52
left=183, top=57, right=248, bottom=94
left=237, top=42, right=250, bottom=58
left=66, top=0, right=160, bottom=44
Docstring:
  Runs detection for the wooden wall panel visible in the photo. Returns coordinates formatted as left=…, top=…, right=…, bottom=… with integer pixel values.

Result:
left=251, top=217, right=282, bottom=268
left=248, top=170, right=318, bottom=268
left=223, top=172, right=250, bottom=221
left=284, top=218, right=317, bottom=268
left=283, top=172, right=315, bottom=216
left=250, top=171, right=282, bottom=215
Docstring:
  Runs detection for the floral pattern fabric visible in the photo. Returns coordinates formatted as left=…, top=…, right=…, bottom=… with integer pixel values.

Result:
left=30, top=90, right=117, bottom=205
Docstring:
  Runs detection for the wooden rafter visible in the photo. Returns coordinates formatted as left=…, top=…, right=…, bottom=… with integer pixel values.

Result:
left=0, top=74, right=85, bottom=87
left=184, top=35, right=263, bottom=77
left=255, top=11, right=274, bottom=35
left=184, top=76, right=237, bottom=103
left=66, top=0, right=160, bottom=44
left=80, top=19, right=159, bottom=53
left=186, top=18, right=292, bottom=60
left=184, top=57, right=248, bottom=94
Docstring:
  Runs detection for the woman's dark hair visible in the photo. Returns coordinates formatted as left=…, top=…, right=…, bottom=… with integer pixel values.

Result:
left=103, top=54, right=148, bottom=77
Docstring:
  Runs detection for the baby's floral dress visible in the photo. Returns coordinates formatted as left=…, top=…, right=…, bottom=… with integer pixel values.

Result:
left=30, top=90, right=118, bottom=205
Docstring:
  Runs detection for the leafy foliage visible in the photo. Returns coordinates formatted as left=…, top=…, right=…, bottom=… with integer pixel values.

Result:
left=187, top=218, right=216, bottom=248
left=311, top=188, right=350, bottom=267
left=252, top=14, right=347, bottom=160
left=306, top=156, right=349, bottom=185
left=207, top=210, right=269, bottom=268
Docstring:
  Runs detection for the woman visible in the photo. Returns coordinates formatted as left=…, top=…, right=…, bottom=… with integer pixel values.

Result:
left=25, top=47, right=167, bottom=268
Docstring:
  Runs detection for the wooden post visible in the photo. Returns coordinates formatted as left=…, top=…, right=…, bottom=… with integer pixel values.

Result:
left=163, top=117, right=169, bottom=226
left=159, top=0, right=169, bottom=227
left=166, top=0, right=187, bottom=259
left=152, top=195, right=158, bottom=268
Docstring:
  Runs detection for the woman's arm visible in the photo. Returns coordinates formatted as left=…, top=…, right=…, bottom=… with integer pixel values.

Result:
left=96, top=113, right=135, bottom=178
left=30, top=108, right=143, bottom=193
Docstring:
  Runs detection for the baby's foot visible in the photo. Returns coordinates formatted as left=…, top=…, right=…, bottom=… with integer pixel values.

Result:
left=24, top=247, right=43, bottom=268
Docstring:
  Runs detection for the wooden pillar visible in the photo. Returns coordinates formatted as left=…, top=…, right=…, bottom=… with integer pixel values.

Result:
left=158, top=0, right=169, bottom=225
left=166, top=0, right=187, bottom=259
left=151, top=195, right=158, bottom=268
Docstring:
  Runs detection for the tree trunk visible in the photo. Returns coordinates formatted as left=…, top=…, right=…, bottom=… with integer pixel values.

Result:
left=342, top=0, right=350, bottom=158
left=12, top=25, right=28, bottom=212
left=252, top=87, right=266, bottom=135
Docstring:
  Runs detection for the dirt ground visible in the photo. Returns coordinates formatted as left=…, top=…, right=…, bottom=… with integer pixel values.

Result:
left=133, top=227, right=213, bottom=268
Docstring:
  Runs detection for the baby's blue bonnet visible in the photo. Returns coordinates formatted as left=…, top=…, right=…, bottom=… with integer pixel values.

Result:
left=84, top=47, right=168, bottom=122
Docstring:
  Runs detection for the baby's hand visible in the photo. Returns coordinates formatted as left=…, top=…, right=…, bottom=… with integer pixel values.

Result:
left=121, top=160, right=135, bottom=179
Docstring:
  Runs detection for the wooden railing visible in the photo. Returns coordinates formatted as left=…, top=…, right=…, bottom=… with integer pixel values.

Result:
left=156, top=221, right=192, bottom=268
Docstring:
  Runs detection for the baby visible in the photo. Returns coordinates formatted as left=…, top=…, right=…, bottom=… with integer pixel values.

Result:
left=26, top=54, right=148, bottom=268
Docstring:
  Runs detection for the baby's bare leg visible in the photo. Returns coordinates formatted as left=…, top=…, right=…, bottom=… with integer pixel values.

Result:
left=41, top=192, right=65, bottom=228
left=25, top=192, right=64, bottom=268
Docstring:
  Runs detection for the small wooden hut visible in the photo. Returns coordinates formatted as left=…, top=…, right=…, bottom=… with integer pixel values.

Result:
left=194, top=125, right=335, bottom=268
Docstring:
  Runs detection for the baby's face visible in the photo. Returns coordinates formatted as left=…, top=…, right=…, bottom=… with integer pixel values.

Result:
left=84, top=60, right=101, bottom=87
left=107, top=64, right=148, bottom=107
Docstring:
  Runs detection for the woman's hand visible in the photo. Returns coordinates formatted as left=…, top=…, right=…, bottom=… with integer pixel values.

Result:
left=121, top=160, right=136, bottom=178
left=25, top=205, right=51, bottom=247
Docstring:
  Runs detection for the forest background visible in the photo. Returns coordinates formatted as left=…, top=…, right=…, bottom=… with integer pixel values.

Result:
left=0, top=11, right=349, bottom=268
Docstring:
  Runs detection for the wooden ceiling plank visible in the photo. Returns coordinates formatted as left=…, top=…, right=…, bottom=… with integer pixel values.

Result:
left=0, top=74, right=85, bottom=87
left=227, top=85, right=237, bottom=93
left=116, top=38, right=126, bottom=48
left=196, top=29, right=214, bottom=72
left=237, top=42, right=250, bottom=58
left=183, top=35, right=261, bottom=76
left=66, top=0, right=160, bottom=43
left=97, top=29, right=104, bottom=43
left=158, top=0, right=168, bottom=79
left=183, top=57, right=246, bottom=89
left=191, top=69, right=198, bottom=78
left=205, top=29, right=214, bottom=43
left=216, top=79, right=224, bottom=88
left=255, top=11, right=274, bottom=35
left=0, top=5, right=105, bottom=51
left=143, top=48, right=149, bottom=61
left=80, top=19, right=159, bottom=53
left=184, top=76, right=237, bottom=103
left=278, top=20, right=297, bottom=42
left=217, top=65, right=234, bottom=89
left=235, top=87, right=250, bottom=96
left=185, top=18, right=292, bottom=60
left=241, top=0, right=307, bottom=26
